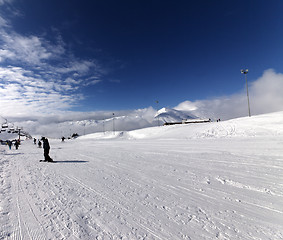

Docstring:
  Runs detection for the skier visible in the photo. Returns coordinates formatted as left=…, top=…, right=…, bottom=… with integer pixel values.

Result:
left=34, top=138, right=37, bottom=144
left=14, top=140, right=20, bottom=150
left=42, top=137, right=53, bottom=162
left=7, top=140, right=12, bottom=150
left=38, top=140, right=42, bottom=148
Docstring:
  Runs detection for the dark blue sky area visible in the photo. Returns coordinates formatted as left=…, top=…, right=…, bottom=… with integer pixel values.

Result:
left=6, top=0, right=283, bottom=110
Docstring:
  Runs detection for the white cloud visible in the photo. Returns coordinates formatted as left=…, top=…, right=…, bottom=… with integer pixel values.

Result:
left=0, top=25, right=58, bottom=65
left=84, top=79, right=102, bottom=86
left=175, top=69, right=283, bottom=120
left=0, top=0, right=13, bottom=6
left=65, top=77, right=80, bottom=85
left=7, top=35, right=52, bottom=65
left=0, top=10, right=105, bottom=118
left=56, top=60, right=96, bottom=74
left=0, top=49, right=15, bottom=61
left=249, top=69, right=283, bottom=114
left=0, top=66, right=83, bottom=115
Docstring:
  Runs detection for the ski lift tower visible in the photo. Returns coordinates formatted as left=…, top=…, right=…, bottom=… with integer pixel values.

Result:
left=18, top=127, right=23, bottom=141
left=241, top=69, right=251, bottom=117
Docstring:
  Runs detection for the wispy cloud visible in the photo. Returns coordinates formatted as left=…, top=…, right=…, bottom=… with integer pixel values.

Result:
left=0, top=15, right=9, bottom=27
left=0, top=8, right=104, bottom=116
left=0, top=66, right=82, bottom=115
left=175, top=69, right=283, bottom=120
left=0, top=0, right=13, bottom=6
left=83, top=76, right=102, bottom=86
left=55, top=60, right=95, bottom=75
left=2, top=35, right=52, bottom=65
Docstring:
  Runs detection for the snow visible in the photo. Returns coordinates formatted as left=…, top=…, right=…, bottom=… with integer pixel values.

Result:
left=1, top=111, right=283, bottom=239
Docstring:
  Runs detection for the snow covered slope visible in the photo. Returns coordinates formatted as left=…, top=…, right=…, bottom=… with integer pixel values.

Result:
left=1, top=111, right=283, bottom=239
left=80, top=111, right=283, bottom=140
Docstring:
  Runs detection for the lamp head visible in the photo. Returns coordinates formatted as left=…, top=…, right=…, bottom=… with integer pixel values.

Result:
left=241, top=69, right=248, bottom=74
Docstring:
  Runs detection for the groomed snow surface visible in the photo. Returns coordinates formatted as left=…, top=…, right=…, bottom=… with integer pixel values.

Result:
left=1, top=111, right=283, bottom=240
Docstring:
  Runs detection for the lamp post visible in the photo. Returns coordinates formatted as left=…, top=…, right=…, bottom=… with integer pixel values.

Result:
left=18, top=127, right=23, bottom=141
left=112, top=113, right=115, bottom=135
left=241, top=69, right=251, bottom=117
left=156, top=100, right=160, bottom=126
left=103, top=118, right=105, bottom=135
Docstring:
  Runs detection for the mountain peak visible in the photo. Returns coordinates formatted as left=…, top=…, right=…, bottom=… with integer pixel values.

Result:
left=155, top=108, right=196, bottom=124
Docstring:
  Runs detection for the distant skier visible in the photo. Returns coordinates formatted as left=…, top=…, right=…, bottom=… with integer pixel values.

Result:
left=41, top=137, right=53, bottom=162
left=14, top=140, right=20, bottom=150
left=7, top=140, right=12, bottom=150
left=38, top=140, right=42, bottom=148
left=34, top=138, right=37, bottom=144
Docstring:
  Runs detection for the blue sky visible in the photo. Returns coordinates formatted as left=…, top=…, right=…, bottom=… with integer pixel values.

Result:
left=1, top=0, right=283, bottom=119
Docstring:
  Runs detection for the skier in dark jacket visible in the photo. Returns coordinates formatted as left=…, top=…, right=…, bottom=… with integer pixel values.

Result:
left=7, top=140, right=12, bottom=150
left=42, top=137, right=53, bottom=162
left=14, top=140, right=20, bottom=150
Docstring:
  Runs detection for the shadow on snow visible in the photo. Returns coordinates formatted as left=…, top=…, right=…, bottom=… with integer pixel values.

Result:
left=54, top=160, right=89, bottom=163
left=4, top=152, right=24, bottom=156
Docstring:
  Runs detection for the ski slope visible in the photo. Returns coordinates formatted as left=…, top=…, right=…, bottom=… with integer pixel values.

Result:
left=1, top=112, right=283, bottom=239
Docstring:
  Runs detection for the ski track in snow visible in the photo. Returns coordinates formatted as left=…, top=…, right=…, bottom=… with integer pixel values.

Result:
left=1, top=127, right=283, bottom=239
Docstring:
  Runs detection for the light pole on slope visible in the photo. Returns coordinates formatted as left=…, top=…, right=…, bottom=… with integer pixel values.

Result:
left=112, top=113, right=115, bottom=135
left=241, top=69, right=251, bottom=117
left=156, top=100, right=160, bottom=126
left=103, top=118, right=105, bottom=135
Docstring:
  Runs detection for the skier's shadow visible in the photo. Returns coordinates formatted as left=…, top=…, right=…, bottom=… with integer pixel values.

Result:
left=5, top=152, right=24, bottom=156
left=55, top=160, right=89, bottom=163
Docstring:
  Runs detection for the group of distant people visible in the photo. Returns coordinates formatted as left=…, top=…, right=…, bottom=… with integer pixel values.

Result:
left=6, top=135, right=67, bottom=162
left=34, top=138, right=42, bottom=148
left=5, top=135, right=59, bottom=162
left=6, top=139, right=20, bottom=150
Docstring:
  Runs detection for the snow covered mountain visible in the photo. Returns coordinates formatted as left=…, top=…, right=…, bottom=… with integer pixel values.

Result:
left=155, top=107, right=197, bottom=124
